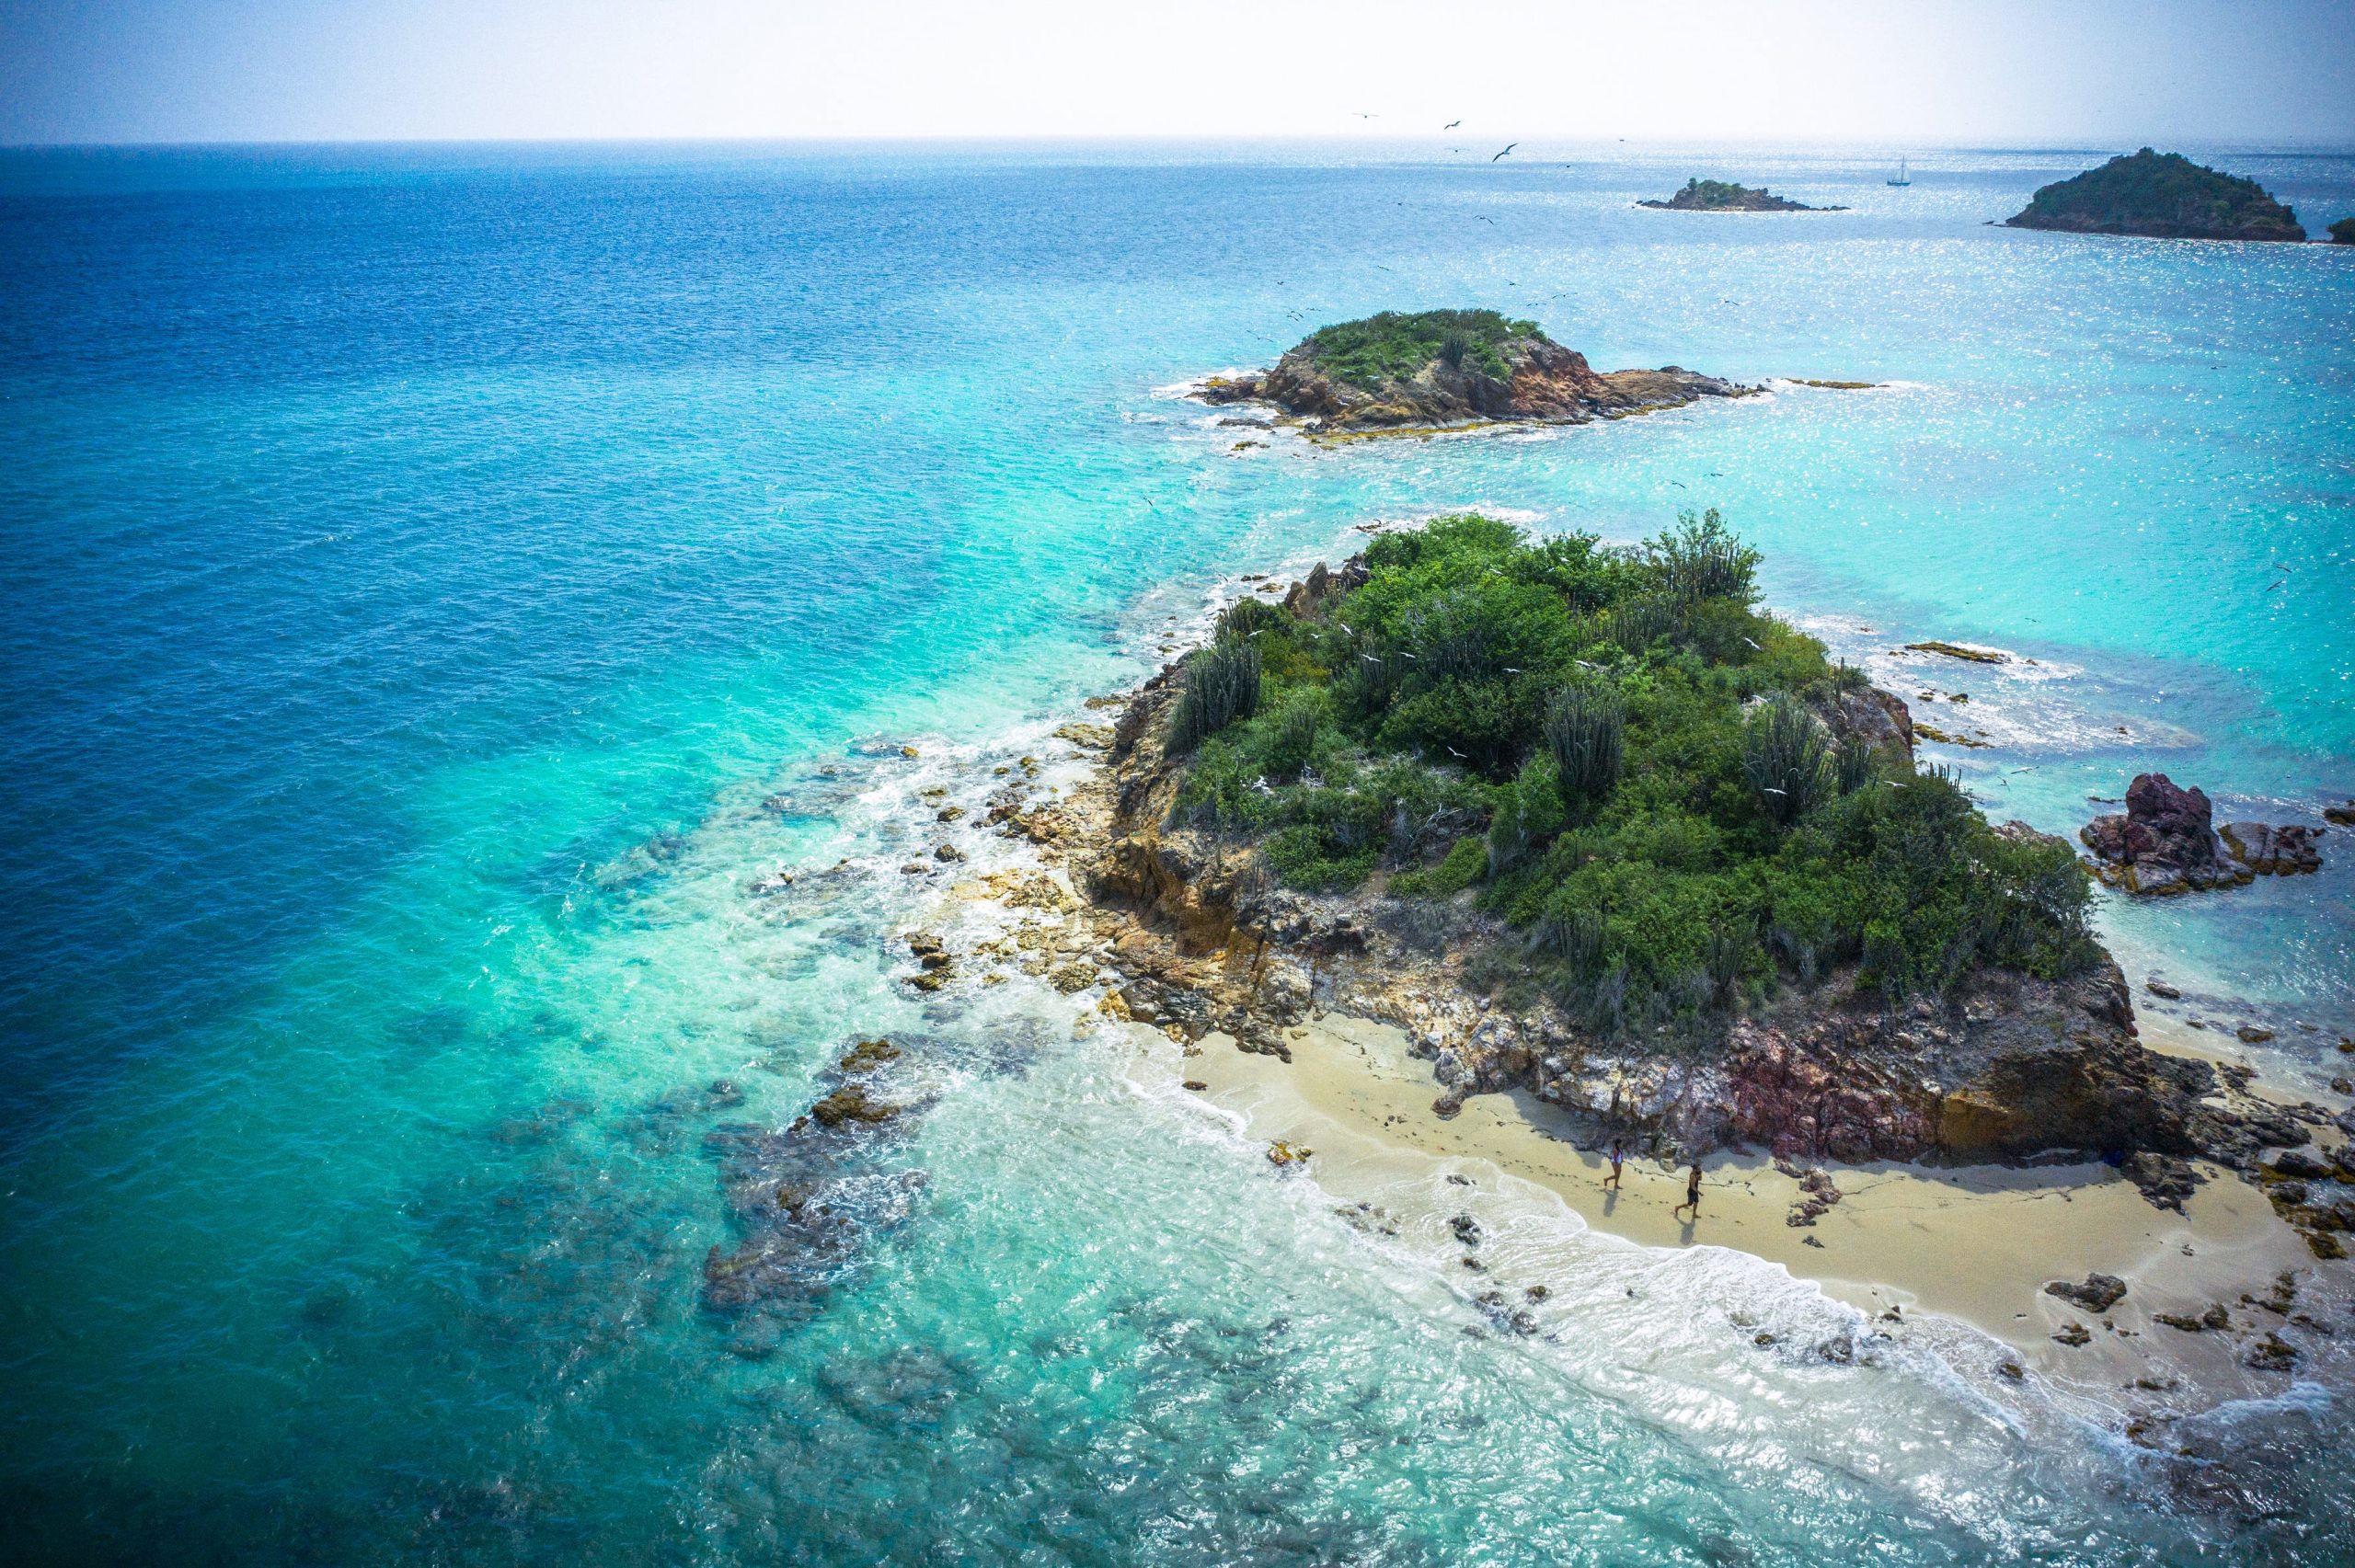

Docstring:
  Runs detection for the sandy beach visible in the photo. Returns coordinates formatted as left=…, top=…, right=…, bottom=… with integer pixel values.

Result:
left=1136, top=1005, right=2348, bottom=1406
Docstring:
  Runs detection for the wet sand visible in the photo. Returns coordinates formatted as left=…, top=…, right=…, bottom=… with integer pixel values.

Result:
left=1141, top=1007, right=2343, bottom=1404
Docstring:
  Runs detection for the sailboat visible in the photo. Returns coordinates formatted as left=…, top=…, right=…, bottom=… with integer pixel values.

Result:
left=1887, top=157, right=1911, bottom=187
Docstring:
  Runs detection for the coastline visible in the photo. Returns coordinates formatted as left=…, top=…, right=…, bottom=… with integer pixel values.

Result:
left=1140, top=1004, right=2342, bottom=1413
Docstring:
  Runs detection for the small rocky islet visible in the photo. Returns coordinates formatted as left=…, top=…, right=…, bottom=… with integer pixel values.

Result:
left=2005, top=147, right=2307, bottom=241
left=1197, top=308, right=1749, bottom=435
left=1640, top=177, right=1845, bottom=212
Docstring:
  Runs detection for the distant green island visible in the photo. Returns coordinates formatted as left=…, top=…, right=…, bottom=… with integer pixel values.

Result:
left=2005, top=148, right=2305, bottom=241
left=1197, top=308, right=1748, bottom=434
left=2332, top=217, right=2355, bottom=245
left=1639, top=179, right=1844, bottom=212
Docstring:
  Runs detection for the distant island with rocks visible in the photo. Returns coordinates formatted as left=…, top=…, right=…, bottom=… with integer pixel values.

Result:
left=1196, top=309, right=1749, bottom=435
left=2005, top=148, right=2306, bottom=242
left=1640, top=178, right=1845, bottom=212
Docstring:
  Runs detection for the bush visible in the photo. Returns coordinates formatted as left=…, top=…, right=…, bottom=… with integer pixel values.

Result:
left=1216, top=596, right=1289, bottom=642
left=1168, top=635, right=1261, bottom=751
left=1260, top=687, right=1327, bottom=780
left=1741, top=693, right=1833, bottom=826
left=1648, top=508, right=1760, bottom=605
left=1488, top=752, right=1566, bottom=874
left=1545, top=685, right=1624, bottom=806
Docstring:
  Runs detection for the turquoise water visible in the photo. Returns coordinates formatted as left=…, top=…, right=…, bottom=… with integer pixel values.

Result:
left=2, top=142, right=2351, bottom=1563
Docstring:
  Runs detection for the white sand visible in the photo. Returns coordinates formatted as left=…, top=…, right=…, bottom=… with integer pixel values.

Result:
left=1144, top=1008, right=2342, bottom=1404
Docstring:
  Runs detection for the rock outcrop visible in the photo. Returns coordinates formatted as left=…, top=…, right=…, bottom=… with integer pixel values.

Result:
left=2079, top=773, right=2324, bottom=894
left=1640, top=178, right=1844, bottom=212
left=1198, top=310, right=1749, bottom=434
left=2005, top=149, right=2306, bottom=242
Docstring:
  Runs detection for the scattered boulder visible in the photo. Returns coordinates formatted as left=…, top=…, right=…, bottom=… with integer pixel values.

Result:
left=2045, top=1273, right=2128, bottom=1313
left=2079, top=773, right=2322, bottom=895
left=2052, top=1322, right=2092, bottom=1346
left=2246, top=1332, right=2299, bottom=1372
left=2154, top=1302, right=2233, bottom=1333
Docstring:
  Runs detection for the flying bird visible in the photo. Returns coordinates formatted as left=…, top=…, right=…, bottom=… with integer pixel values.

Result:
left=1491, top=143, right=1517, bottom=162
left=1445, top=120, right=1462, bottom=129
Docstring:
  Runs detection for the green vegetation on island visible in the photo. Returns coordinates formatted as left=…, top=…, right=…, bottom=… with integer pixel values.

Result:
left=2005, top=148, right=2305, bottom=242
left=1639, top=179, right=1842, bottom=212
left=1165, top=513, right=2097, bottom=1039
left=2331, top=217, right=2355, bottom=245
left=1296, top=309, right=1542, bottom=388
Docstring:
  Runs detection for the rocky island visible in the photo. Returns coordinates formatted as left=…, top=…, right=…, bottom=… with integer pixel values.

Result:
left=1063, top=514, right=2338, bottom=1236
left=1639, top=178, right=1844, bottom=212
left=2004, top=148, right=2306, bottom=241
left=1197, top=309, right=1749, bottom=435
left=2333, top=217, right=2355, bottom=245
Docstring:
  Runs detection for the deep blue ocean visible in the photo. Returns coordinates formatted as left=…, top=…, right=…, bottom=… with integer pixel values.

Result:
left=3, top=141, right=2351, bottom=1564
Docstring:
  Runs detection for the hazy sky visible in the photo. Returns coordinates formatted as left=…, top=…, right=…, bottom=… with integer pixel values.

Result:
left=4, top=0, right=2351, bottom=146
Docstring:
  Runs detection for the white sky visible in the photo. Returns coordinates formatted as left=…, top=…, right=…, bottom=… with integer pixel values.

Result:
left=4, top=0, right=2351, bottom=146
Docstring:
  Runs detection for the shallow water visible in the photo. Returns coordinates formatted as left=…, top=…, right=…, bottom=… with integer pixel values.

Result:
left=2, top=141, right=2351, bottom=1563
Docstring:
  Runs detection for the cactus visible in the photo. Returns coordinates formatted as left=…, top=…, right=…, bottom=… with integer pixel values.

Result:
left=1167, top=635, right=1261, bottom=750
left=1833, top=735, right=1878, bottom=795
left=1741, top=693, right=1834, bottom=825
left=1545, top=686, right=1625, bottom=805
left=1603, top=595, right=1681, bottom=653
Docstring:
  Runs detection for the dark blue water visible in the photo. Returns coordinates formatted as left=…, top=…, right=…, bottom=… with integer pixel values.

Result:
left=3, top=142, right=2351, bottom=1564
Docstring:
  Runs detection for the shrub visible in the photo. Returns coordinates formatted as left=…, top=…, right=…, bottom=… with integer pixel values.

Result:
left=1216, top=596, right=1289, bottom=642
left=1394, top=833, right=1488, bottom=898
left=1741, top=694, right=1833, bottom=826
left=1168, top=636, right=1261, bottom=751
left=1488, top=752, right=1567, bottom=874
left=1545, top=686, right=1624, bottom=806
left=1260, top=687, right=1327, bottom=780
left=1648, top=508, right=1760, bottom=605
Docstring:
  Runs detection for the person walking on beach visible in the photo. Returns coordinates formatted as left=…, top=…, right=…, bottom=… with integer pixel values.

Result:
left=1603, top=1139, right=1625, bottom=1190
left=1673, top=1162, right=1703, bottom=1220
